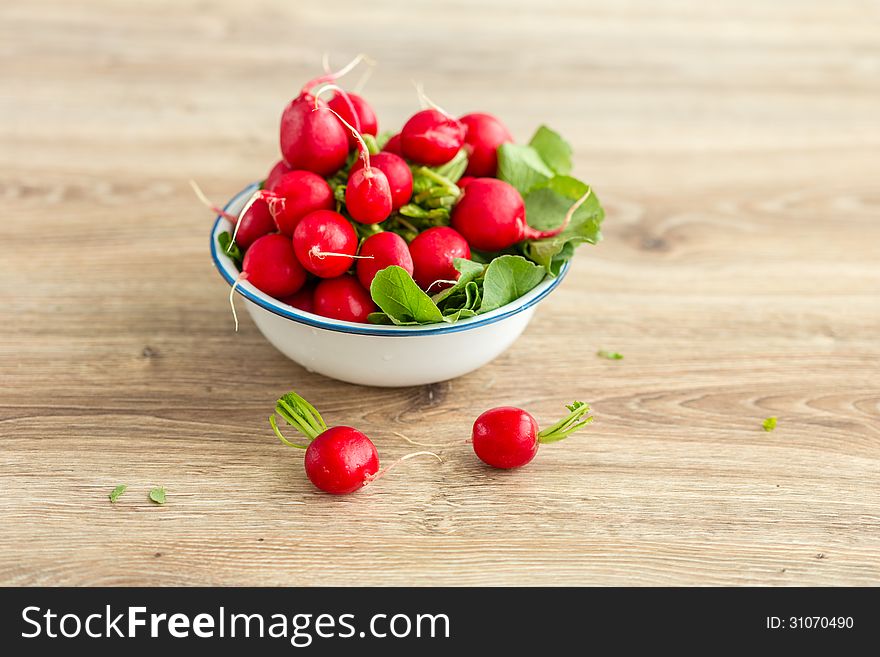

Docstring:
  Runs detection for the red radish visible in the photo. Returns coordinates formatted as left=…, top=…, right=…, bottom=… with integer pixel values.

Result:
left=451, top=178, right=591, bottom=251
left=382, top=133, right=403, bottom=157
left=408, top=226, right=470, bottom=291
left=279, top=56, right=366, bottom=176
left=279, top=284, right=315, bottom=313
left=227, top=197, right=276, bottom=250
left=472, top=402, right=593, bottom=469
left=265, top=170, right=334, bottom=235
left=350, top=152, right=413, bottom=210
left=356, top=232, right=414, bottom=289
left=191, top=181, right=275, bottom=250
left=270, top=392, right=440, bottom=495
left=458, top=176, right=475, bottom=189
left=400, top=109, right=465, bottom=166
left=313, top=93, right=393, bottom=224
left=293, top=209, right=358, bottom=278
left=304, top=426, right=379, bottom=494
left=459, top=112, right=513, bottom=177
left=242, top=233, right=307, bottom=298
left=328, top=92, right=378, bottom=145
left=313, top=275, right=376, bottom=323
left=265, top=160, right=292, bottom=190
left=345, top=165, right=392, bottom=224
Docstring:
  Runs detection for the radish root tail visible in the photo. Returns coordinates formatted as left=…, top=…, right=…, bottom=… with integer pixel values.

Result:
left=365, top=450, right=443, bottom=487
left=309, top=247, right=373, bottom=260
left=426, top=279, right=459, bottom=293
left=228, top=273, right=248, bottom=332
left=312, top=96, right=371, bottom=171
left=189, top=179, right=237, bottom=222
left=313, top=83, right=362, bottom=135
left=414, top=82, right=452, bottom=119
left=230, top=189, right=264, bottom=247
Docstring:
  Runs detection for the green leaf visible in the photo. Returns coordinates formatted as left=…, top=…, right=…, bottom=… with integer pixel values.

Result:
left=149, top=487, right=166, bottom=505
left=108, top=484, right=127, bottom=503
left=443, top=308, right=478, bottom=322
left=430, top=148, right=468, bottom=183
left=376, top=131, right=394, bottom=150
left=362, top=133, right=379, bottom=155
left=479, top=255, right=547, bottom=313
left=497, top=143, right=554, bottom=195
left=597, top=350, right=624, bottom=360
left=529, top=125, right=572, bottom=175
left=441, top=281, right=482, bottom=321
left=432, top=258, right=485, bottom=306
left=762, top=417, right=778, bottom=432
left=367, top=311, right=396, bottom=325
left=369, top=266, right=444, bottom=325
left=523, top=176, right=604, bottom=273
left=217, top=232, right=242, bottom=266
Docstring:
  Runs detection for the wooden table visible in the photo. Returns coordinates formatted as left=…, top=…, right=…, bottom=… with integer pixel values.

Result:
left=3, top=0, right=878, bottom=586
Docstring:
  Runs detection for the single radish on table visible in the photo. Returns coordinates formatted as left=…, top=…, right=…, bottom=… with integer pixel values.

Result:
left=270, top=392, right=439, bottom=495
left=356, top=231, right=414, bottom=289
left=264, top=160, right=292, bottom=191
left=459, top=112, right=513, bottom=177
left=349, top=151, right=413, bottom=210
left=265, top=170, right=334, bottom=235
left=279, top=56, right=366, bottom=176
left=313, top=275, right=376, bottom=323
left=408, top=226, right=470, bottom=291
left=400, top=109, right=465, bottom=166
left=293, top=209, right=359, bottom=278
left=451, top=178, right=591, bottom=251
left=327, top=91, right=378, bottom=145
left=472, top=401, right=594, bottom=469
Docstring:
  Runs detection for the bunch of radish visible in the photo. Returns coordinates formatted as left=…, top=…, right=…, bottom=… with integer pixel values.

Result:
left=200, top=55, right=603, bottom=327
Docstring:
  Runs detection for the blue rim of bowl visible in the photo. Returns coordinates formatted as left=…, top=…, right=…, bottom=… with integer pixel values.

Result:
left=210, top=183, right=570, bottom=337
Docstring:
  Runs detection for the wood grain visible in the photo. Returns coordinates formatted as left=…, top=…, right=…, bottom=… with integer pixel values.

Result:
left=1, top=0, right=879, bottom=586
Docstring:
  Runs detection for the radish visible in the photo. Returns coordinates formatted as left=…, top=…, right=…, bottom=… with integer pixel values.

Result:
left=382, top=133, right=403, bottom=157
left=191, top=181, right=274, bottom=250
left=328, top=91, right=378, bottom=145
left=313, top=275, right=376, bottom=323
left=408, top=226, right=470, bottom=291
left=293, top=209, right=358, bottom=278
left=279, top=284, right=315, bottom=314
left=459, top=112, right=513, bottom=177
left=265, top=170, right=334, bottom=235
left=400, top=109, right=465, bottom=166
left=242, top=233, right=307, bottom=298
left=450, top=178, right=591, bottom=251
left=472, top=402, right=593, bottom=469
left=264, top=160, right=292, bottom=191
left=350, top=152, right=413, bottom=210
left=356, top=231, right=414, bottom=289
left=270, top=392, right=440, bottom=495
left=457, top=176, right=475, bottom=189
left=279, top=56, right=366, bottom=176
left=314, top=91, right=393, bottom=225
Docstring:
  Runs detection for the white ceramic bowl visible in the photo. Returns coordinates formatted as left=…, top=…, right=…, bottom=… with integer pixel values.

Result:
left=211, top=184, right=570, bottom=387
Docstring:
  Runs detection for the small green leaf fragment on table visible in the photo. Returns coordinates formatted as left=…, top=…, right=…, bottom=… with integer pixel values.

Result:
left=108, top=484, right=127, bottom=503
